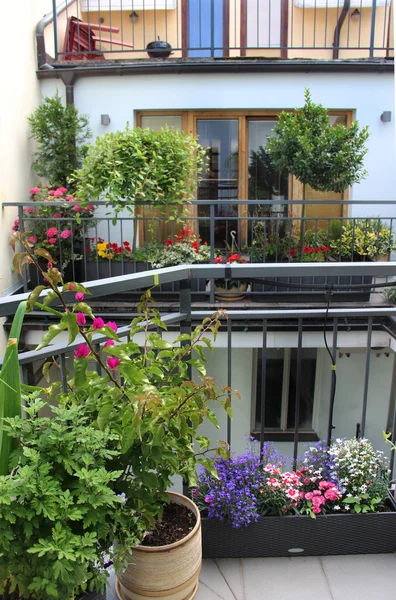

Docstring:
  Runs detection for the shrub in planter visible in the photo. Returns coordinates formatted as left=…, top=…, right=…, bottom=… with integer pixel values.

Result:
left=12, top=239, right=237, bottom=597
left=329, top=218, right=396, bottom=261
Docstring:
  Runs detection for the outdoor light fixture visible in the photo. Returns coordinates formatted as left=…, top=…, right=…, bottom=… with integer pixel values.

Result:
left=381, top=111, right=392, bottom=122
left=101, top=114, right=111, bottom=126
left=351, top=8, right=360, bottom=20
left=130, top=11, right=139, bottom=23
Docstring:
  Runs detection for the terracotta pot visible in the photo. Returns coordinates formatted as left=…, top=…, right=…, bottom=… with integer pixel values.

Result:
left=116, top=492, right=201, bottom=600
left=214, top=281, right=248, bottom=301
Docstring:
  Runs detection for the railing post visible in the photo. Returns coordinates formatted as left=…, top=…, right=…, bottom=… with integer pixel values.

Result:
left=209, top=203, right=215, bottom=303
left=52, top=0, right=59, bottom=61
left=18, top=206, right=29, bottom=293
left=179, top=279, right=192, bottom=496
left=293, top=318, right=303, bottom=469
left=369, top=0, right=378, bottom=57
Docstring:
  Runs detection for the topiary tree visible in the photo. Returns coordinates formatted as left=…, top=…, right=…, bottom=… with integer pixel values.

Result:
left=28, top=92, right=91, bottom=190
left=266, top=89, right=369, bottom=214
left=75, top=125, right=207, bottom=216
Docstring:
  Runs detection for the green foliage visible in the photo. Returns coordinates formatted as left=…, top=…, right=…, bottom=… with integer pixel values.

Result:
left=266, top=89, right=369, bottom=194
left=0, top=302, right=26, bottom=476
left=250, top=220, right=293, bottom=262
left=0, top=397, right=145, bottom=600
left=28, top=92, right=91, bottom=190
left=329, top=218, right=396, bottom=260
left=75, top=125, right=207, bottom=214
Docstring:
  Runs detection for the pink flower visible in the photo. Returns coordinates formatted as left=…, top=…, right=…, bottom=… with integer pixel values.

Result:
left=103, top=339, right=115, bottom=348
left=48, top=237, right=57, bottom=245
left=204, top=495, right=212, bottom=504
left=57, top=187, right=68, bottom=194
left=53, top=213, right=62, bottom=218
left=305, top=492, right=314, bottom=500
left=74, top=343, right=91, bottom=359
left=48, top=262, right=53, bottom=269
left=286, top=488, right=299, bottom=500
left=66, top=195, right=74, bottom=201
left=312, top=505, right=322, bottom=514
left=53, top=189, right=63, bottom=198
left=73, top=205, right=82, bottom=213
left=324, top=488, right=340, bottom=502
left=60, top=229, right=72, bottom=240
left=86, top=204, right=95, bottom=212
left=75, top=292, right=84, bottom=302
left=107, top=357, right=121, bottom=370
left=48, top=190, right=56, bottom=196
left=29, top=235, right=37, bottom=244
left=76, top=312, right=86, bottom=326
left=214, top=256, right=223, bottom=264
left=29, top=187, right=40, bottom=195
left=26, top=207, right=34, bottom=213
left=12, top=219, right=19, bottom=232
left=313, top=490, right=322, bottom=496
left=319, top=481, right=334, bottom=491
left=46, top=227, right=58, bottom=238
left=69, top=284, right=74, bottom=290
left=106, top=321, right=118, bottom=332
left=93, top=317, right=105, bottom=330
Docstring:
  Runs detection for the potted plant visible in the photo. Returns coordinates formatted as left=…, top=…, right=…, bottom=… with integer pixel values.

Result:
left=148, top=227, right=211, bottom=293
left=12, top=239, right=235, bottom=598
left=193, top=438, right=396, bottom=558
left=329, top=218, right=396, bottom=262
left=11, top=186, right=95, bottom=288
left=213, top=253, right=249, bottom=301
left=84, top=239, right=150, bottom=281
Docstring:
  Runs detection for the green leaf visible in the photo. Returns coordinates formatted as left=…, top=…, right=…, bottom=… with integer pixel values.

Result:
left=63, top=312, right=80, bottom=346
left=27, top=285, right=45, bottom=312
left=74, top=359, right=88, bottom=388
left=43, top=291, right=59, bottom=306
left=187, top=358, right=206, bottom=376
left=121, top=426, right=136, bottom=453
left=97, top=405, right=112, bottom=430
left=34, top=248, right=55, bottom=263
left=73, top=302, right=94, bottom=319
left=36, top=321, right=67, bottom=351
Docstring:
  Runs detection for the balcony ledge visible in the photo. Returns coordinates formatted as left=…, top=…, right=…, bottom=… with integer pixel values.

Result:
left=36, top=56, right=394, bottom=80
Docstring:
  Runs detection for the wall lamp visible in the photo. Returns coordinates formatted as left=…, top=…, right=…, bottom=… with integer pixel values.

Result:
left=381, top=111, right=392, bottom=123
left=130, top=11, right=139, bottom=23
left=101, top=114, right=111, bottom=126
left=351, top=9, right=360, bottom=20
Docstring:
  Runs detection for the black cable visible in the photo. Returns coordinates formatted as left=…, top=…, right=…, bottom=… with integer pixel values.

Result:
left=233, top=277, right=396, bottom=292
left=324, top=289, right=337, bottom=446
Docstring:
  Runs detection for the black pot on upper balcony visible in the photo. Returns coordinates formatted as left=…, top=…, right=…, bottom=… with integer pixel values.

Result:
left=146, top=40, right=173, bottom=58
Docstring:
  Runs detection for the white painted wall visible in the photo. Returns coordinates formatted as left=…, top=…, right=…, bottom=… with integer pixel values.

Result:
left=41, top=69, right=396, bottom=226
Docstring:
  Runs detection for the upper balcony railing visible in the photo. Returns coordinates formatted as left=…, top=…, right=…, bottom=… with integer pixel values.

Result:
left=43, top=0, right=393, bottom=67
left=7, top=199, right=396, bottom=303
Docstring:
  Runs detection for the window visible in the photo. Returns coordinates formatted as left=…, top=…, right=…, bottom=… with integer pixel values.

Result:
left=253, top=348, right=318, bottom=439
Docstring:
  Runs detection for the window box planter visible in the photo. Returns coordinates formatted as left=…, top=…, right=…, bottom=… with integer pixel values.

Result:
left=201, top=508, right=396, bottom=559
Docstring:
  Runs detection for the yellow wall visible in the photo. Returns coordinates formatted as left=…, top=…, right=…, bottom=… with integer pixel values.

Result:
left=0, top=0, right=54, bottom=353
left=78, top=1, right=392, bottom=60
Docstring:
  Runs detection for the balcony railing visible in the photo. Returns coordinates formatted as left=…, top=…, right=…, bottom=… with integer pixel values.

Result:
left=42, top=0, right=393, bottom=66
left=1, top=265, right=396, bottom=472
left=7, top=199, right=396, bottom=302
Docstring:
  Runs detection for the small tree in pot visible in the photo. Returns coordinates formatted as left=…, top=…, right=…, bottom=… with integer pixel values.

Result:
left=266, top=89, right=369, bottom=226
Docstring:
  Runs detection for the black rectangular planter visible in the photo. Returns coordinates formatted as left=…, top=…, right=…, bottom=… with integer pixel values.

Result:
left=201, top=511, right=396, bottom=558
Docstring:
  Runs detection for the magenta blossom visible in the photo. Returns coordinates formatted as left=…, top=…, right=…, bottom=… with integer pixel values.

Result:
left=26, top=207, right=34, bottom=214
left=53, top=212, right=62, bottom=218
left=76, top=312, right=86, bottom=326
left=48, top=238, right=57, bottom=245
left=69, top=284, right=75, bottom=290
left=57, top=187, right=68, bottom=194
left=74, top=344, right=90, bottom=359
left=60, top=229, right=72, bottom=240
left=29, top=235, right=37, bottom=244
left=66, top=195, right=74, bottom=201
left=73, top=205, right=82, bottom=213
left=107, top=357, right=121, bottom=370
left=75, top=292, right=84, bottom=302
left=93, top=317, right=105, bottom=330
left=106, top=321, right=118, bottom=332
left=29, top=187, right=40, bottom=195
left=103, top=339, right=115, bottom=348
left=46, top=227, right=58, bottom=238
left=53, top=189, right=63, bottom=198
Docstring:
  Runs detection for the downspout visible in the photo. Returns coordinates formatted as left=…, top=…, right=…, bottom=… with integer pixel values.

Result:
left=36, top=0, right=76, bottom=68
left=333, top=0, right=351, bottom=59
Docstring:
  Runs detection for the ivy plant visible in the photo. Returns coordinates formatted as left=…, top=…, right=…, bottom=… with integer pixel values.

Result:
left=75, top=125, right=207, bottom=215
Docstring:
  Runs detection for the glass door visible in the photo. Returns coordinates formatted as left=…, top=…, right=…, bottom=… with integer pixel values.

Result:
left=196, top=119, right=239, bottom=248
left=188, top=0, right=224, bottom=57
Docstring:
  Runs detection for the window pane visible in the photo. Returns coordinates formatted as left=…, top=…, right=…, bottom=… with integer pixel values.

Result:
left=140, top=116, right=182, bottom=131
left=287, top=349, right=317, bottom=430
left=255, top=349, right=284, bottom=429
left=248, top=120, right=288, bottom=202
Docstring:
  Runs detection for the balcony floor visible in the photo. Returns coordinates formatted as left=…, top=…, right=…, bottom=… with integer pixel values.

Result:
left=90, top=553, right=395, bottom=599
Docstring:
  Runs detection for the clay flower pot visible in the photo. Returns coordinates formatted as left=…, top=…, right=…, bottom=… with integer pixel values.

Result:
left=116, top=492, right=201, bottom=600
left=214, top=281, right=249, bottom=301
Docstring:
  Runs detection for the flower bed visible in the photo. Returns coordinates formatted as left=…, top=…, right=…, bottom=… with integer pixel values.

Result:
left=194, top=438, right=396, bottom=558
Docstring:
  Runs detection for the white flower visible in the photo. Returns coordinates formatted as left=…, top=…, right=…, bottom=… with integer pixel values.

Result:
left=333, top=505, right=341, bottom=511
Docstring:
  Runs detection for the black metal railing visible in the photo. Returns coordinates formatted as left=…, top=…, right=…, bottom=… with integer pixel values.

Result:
left=1, top=265, right=396, bottom=473
left=7, top=199, right=396, bottom=301
left=42, top=0, right=393, bottom=66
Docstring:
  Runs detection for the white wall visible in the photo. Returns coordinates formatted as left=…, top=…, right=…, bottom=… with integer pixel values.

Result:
left=0, top=0, right=53, bottom=354
left=41, top=69, right=396, bottom=224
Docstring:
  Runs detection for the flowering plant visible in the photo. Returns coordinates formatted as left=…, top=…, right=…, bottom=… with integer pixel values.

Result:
left=329, top=219, right=396, bottom=260
left=149, top=228, right=211, bottom=268
left=213, top=253, right=249, bottom=291
left=11, top=187, right=95, bottom=270
left=194, top=437, right=391, bottom=526
left=289, top=245, right=330, bottom=262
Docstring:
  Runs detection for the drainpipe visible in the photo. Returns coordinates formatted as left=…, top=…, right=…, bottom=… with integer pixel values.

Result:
left=333, top=0, right=351, bottom=60
left=36, top=0, right=76, bottom=68
left=59, top=71, right=76, bottom=105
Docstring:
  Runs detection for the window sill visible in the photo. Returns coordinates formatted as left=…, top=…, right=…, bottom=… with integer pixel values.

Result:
left=251, top=431, right=319, bottom=443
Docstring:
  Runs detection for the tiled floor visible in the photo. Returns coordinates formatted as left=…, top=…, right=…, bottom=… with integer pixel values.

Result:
left=95, top=554, right=396, bottom=599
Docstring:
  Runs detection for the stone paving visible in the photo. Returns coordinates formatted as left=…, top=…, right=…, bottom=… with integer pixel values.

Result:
left=97, top=553, right=396, bottom=599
